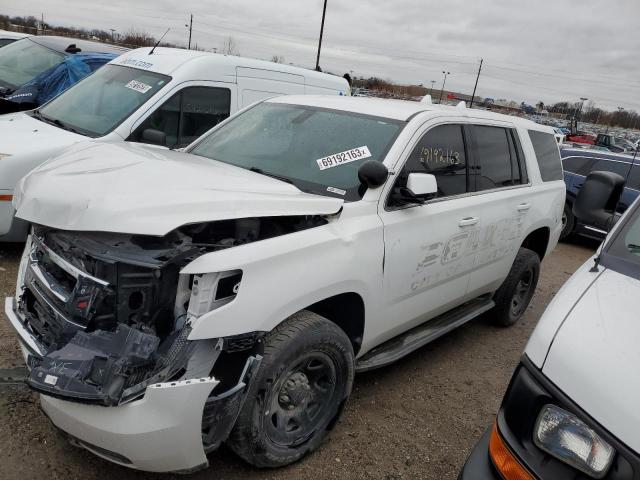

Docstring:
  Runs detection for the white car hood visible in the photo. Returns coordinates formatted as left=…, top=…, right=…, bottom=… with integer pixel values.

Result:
left=542, top=267, right=640, bottom=453
left=15, top=142, right=344, bottom=236
left=0, top=112, right=83, bottom=155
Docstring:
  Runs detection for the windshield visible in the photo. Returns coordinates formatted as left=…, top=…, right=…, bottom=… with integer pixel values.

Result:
left=37, top=64, right=170, bottom=137
left=0, top=39, right=64, bottom=90
left=603, top=200, right=640, bottom=274
left=189, top=103, right=404, bottom=200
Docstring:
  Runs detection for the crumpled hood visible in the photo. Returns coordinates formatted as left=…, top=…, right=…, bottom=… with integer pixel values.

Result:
left=15, top=142, right=344, bottom=236
left=542, top=267, right=640, bottom=454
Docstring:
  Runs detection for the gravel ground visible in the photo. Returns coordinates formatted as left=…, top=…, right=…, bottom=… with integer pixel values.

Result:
left=0, top=239, right=596, bottom=480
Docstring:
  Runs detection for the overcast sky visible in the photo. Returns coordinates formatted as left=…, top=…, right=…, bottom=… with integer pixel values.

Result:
left=3, top=0, right=639, bottom=111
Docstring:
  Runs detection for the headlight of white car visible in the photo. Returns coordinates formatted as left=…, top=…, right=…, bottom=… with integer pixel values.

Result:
left=534, top=404, right=615, bottom=478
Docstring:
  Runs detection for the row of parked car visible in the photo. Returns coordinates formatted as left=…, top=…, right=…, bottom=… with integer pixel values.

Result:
left=1, top=34, right=639, bottom=480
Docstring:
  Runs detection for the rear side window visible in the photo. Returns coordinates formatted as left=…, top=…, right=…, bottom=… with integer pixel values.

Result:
left=529, top=130, right=563, bottom=181
left=470, top=125, right=524, bottom=191
left=561, top=156, right=595, bottom=175
left=397, top=124, right=468, bottom=198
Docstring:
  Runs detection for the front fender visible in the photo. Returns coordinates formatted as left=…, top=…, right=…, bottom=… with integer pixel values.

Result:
left=183, top=215, right=384, bottom=340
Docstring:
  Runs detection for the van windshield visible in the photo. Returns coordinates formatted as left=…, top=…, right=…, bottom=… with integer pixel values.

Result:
left=36, top=64, right=170, bottom=137
left=189, top=103, right=403, bottom=200
left=0, top=39, right=64, bottom=90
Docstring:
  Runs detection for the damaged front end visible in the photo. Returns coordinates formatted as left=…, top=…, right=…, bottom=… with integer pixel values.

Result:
left=6, top=215, right=325, bottom=468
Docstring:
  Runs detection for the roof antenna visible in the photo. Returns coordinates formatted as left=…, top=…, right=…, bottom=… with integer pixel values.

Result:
left=149, top=28, right=170, bottom=55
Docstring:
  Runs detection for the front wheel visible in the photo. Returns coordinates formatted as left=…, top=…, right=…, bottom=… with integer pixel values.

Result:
left=227, top=310, right=354, bottom=468
left=560, top=203, right=575, bottom=240
left=491, top=248, right=540, bottom=327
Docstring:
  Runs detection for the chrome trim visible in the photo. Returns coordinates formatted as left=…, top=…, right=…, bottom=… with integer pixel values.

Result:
left=28, top=277, right=85, bottom=328
left=28, top=261, right=69, bottom=303
left=31, top=234, right=109, bottom=287
left=584, top=225, right=608, bottom=234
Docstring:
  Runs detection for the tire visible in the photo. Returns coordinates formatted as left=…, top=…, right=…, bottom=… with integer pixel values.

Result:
left=560, top=203, right=575, bottom=240
left=491, top=248, right=540, bottom=327
left=227, top=310, right=355, bottom=468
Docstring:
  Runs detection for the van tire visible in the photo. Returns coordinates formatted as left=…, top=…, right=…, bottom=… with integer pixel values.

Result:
left=491, top=248, right=540, bottom=327
left=227, top=310, right=355, bottom=468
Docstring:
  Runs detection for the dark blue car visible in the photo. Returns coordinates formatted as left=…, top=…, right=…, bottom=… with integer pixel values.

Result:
left=0, top=36, right=127, bottom=114
left=561, top=147, right=640, bottom=239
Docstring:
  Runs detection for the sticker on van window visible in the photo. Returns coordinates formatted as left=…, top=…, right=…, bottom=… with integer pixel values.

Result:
left=327, top=186, right=346, bottom=195
left=316, top=146, right=371, bottom=171
left=125, top=80, right=153, bottom=94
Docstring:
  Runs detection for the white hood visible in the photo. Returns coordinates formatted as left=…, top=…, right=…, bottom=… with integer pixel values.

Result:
left=0, top=112, right=85, bottom=189
left=541, top=267, right=640, bottom=454
left=15, top=142, right=344, bottom=236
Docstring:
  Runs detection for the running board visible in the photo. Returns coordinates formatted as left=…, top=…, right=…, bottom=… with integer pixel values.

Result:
left=356, top=297, right=495, bottom=373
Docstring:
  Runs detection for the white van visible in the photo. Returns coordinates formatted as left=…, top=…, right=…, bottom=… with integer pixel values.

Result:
left=0, top=47, right=350, bottom=240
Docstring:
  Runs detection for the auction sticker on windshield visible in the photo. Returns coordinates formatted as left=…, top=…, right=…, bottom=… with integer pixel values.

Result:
left=125, top=80, right=153, bottom=94
left=316, top=146, right=372, bottom=170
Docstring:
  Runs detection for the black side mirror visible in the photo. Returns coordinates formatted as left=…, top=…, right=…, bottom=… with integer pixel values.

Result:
left=358, top=160, right=388, bottom=188
left=141, top=128, right=167, bottom=147
left=573, top=170, right=625, bottom=230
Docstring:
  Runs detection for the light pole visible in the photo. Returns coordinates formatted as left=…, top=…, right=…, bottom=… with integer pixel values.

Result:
left=185, top=14, right=193, bottom=50
left=315, top=0, right=328, bottom=71
left=439, top=71, right=450, bottom=104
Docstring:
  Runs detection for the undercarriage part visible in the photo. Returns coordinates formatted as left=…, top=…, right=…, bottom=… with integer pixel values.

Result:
left=17, top=216, right=323, bottom=406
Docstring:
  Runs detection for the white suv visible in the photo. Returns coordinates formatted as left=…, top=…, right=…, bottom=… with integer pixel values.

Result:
left=5, top=95, right=565, bottom=473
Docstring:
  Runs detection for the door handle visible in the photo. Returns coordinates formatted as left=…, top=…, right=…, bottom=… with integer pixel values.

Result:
left=458, top=217, right=479, bottom=227
left=517, top=203, right=531, bottom=211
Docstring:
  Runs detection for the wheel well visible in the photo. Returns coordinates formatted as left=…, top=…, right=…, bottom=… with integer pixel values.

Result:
left=307, top=293, right=365, bottom=355
left=521, top=227, right=550, bottom=261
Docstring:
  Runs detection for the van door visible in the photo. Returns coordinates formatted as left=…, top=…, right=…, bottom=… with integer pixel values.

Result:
left=376, top=122, right=481, bottom=344
left=236, top=67, right=304, bottom=109
left=127, top=81, right=236, bottom=148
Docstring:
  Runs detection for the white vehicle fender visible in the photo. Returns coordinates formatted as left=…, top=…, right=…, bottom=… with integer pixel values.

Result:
left=182, top=217, right=383, bottom=341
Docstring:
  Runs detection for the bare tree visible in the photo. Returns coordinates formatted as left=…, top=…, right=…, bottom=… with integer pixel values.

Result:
left=270, top=55, right=285, bottom=64
left=221, top=36, right=240, bottom=56
left=121, top=28, right=155, bottom=47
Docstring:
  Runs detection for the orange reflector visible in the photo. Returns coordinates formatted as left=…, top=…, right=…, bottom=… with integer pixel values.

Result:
left=0, top=195, right=12, bottom=202
left=489, top=422, right=534, bottom=480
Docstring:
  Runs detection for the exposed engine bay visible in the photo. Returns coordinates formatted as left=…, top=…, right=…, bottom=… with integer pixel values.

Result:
left=17, top=216, right=326, bottom=406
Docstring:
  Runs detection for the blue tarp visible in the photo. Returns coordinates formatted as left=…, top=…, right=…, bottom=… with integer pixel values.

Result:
left=4, top=52, right=117, bottom=107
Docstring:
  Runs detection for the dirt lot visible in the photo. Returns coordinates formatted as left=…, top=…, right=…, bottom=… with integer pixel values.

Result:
left=0, top=240, right=596, bottom=480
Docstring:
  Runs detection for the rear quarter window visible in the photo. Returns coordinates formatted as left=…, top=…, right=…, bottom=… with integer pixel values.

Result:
left=528, top=130, right=563, bottom=181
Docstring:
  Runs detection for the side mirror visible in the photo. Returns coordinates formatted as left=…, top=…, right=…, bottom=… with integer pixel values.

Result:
left=358, top=160, right=388, bottom=188
left=407, top=173, right=438, bottom=197
left=141, top=128, right=167, bottom=146
left=573, top=170, right=625, bottom=231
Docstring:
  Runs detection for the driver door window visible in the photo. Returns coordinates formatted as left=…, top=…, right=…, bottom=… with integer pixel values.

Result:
left=130, top=86, right=231, bottom=148
left=389, top=124, right=468, bottom=206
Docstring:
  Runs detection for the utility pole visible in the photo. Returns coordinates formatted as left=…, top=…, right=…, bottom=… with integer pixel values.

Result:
left=315, top=0, right=328, bottom=71
left=439, top=71, right=450, bottom=104
left=187, top=14, right=193, bottom=50
left=469, top=58, right=483, bottom=108
left=109, top=29, right=116, bottom=43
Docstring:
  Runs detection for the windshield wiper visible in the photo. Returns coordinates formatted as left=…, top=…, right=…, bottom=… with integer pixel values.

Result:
left=248, top=167, right=294, bottom=185
left=31, top=109, right=80, bottom=134
left=627, top=243, right=640, bottom=252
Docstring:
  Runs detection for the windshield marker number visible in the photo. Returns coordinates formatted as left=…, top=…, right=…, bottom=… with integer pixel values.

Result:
left=125, top=80, right=153, bottom=94
left=317, top=146, right=371, bottom=171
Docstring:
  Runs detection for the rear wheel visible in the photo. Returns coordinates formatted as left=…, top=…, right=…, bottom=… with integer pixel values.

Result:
left=560, top=203, right=575, bottom=240
left=491, top=248, right=540, bottom=327
left=227, top=310, right=354, bottom=468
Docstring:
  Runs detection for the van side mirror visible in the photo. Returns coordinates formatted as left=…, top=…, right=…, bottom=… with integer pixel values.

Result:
left=141, top=128, right=167, bottom=147
left=572, top=170, right=625, bottom=231
left=358, top=160, right=388, bottom=188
